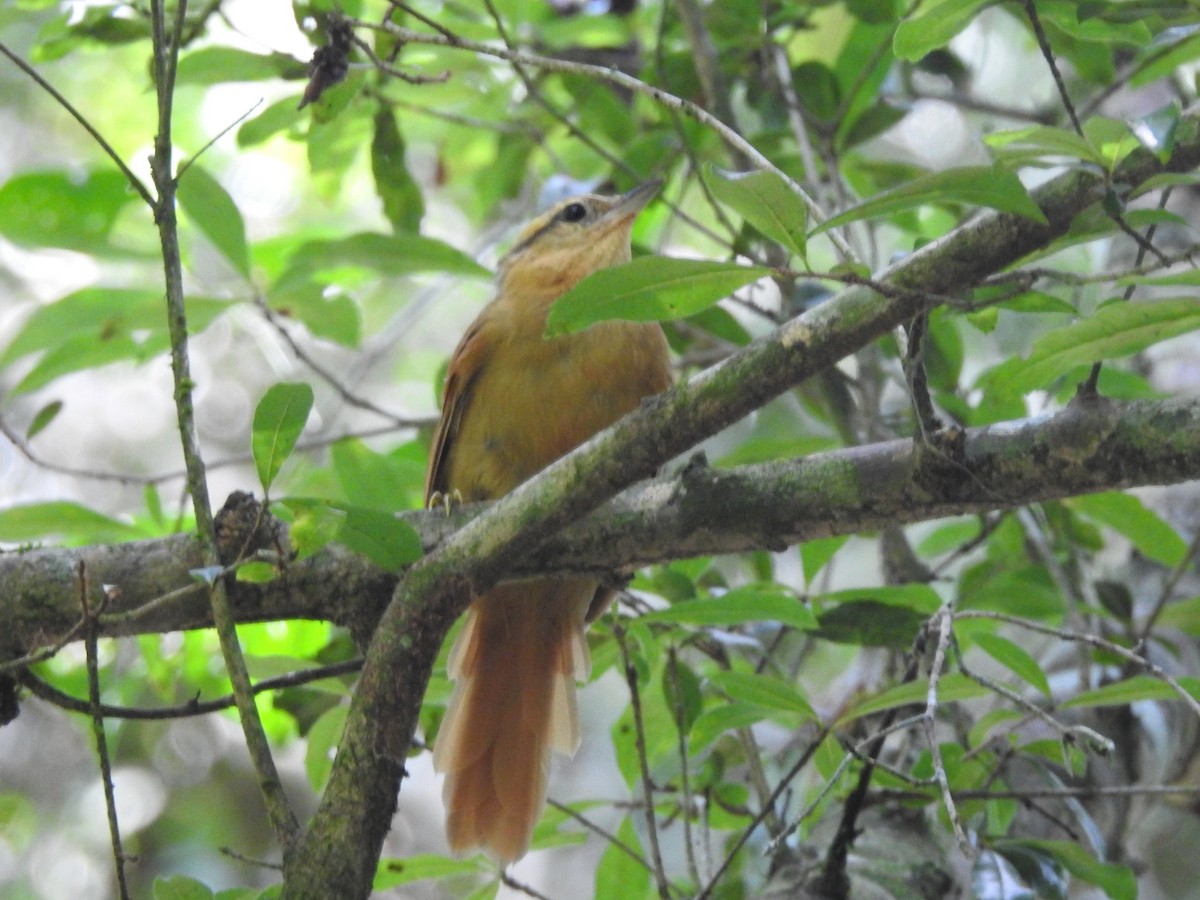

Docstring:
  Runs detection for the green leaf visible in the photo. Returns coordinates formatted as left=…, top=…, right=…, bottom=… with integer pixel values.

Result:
left=177, top=164, right=250, bottom=277
left=278, top=498, right=422, bottom=571
left=153, top=875, right=215, bottom=900
left=34, top=7, right=150, bottom=61
left=994, top=839, right=1136, bottom=900
left=371, top=104, right=424, bottom=234
left=1070, top=492, right=1187, bottom=568
left=0, top=169, right=138, bottom=253
left=971, top=632, right=1051, bottom=697
left=662, top=657, right=704, bottom=734
left=1, top=289, right=228, bottom=367
left=958, top=566, right=1065, bottom=619
left=710, top=670, right=816, bottom=718
left=25, top=400, right=63, bottom=440
left=1132, top=102, right=1180, bottom=161
left=274, top=232, right=489, bottom=289
left=1082, top=117, right=1142, bottom=171
left=0, top=502, right=143, bottom=544
left=986, top=298, right=1200, bottom=395
left=1094, top=580, right=1133, bottom=622
left=306, top=67, right=366, bottom=126
left=595, top=817, right=651, bottom=900
left=690, top=702, right=773, bottom=751
left=336, top=506, right=422, bottom=572
left=252, top=382, right=314, bottom=492
left=1157, top=595, right=1200, bottom=634
left=893, top=0, right=990, bottom=61
left=332, top=438, right=424, bottom=511
left=176, top=47, right=304, bottom=85
left=841, top=673, right=988, bottom=723
left=986, top=124, right=1104, bottom=166
left=1063, top=674, right=1200, bottom=709
left=1131, top=28, right=1200, bottom=87
left=528, top=800, right=593, bottom=852
left=238, top=95, right=306, bottom=147
left=1128, top=171, right=1200, bottom=201
left=819, top=584, right=944, bottom=613
left=1116, top=268, right=1200, bottom=289
left=546, top=257, right=770, bottom=336
left=917, top=518, right=982, bottom=557
left=816, top=164, right=1048, bottom=233
left=235, top=561, right=278, bottom=584
left=374, top=854, right=485, bottom=890
left=704, top=166, right=807, bottom=258
left=642, top=583, right=817, bottom=631
left=270, top=284, right=362, bottom=347
left=813, top=601, right=928, bottom=648
left=800, top=535, right=849, bottom=586
left=304, top=703, right=347, bottom=791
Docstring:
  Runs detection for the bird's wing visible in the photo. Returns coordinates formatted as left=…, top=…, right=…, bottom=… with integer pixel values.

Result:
left=424, top=315, right=492, bottom=503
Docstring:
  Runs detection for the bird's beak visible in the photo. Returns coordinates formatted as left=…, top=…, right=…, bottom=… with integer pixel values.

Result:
left=599, top=178, right=663, bottom=228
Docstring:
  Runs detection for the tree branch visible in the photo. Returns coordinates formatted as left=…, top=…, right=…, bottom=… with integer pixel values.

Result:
left=5, top=393, right=1199, bottom=662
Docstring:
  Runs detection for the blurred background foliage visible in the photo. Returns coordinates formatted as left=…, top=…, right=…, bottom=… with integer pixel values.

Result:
left=2, top=0, right=1200, bottom=898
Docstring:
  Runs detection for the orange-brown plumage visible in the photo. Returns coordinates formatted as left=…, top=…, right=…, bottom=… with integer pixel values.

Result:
left=425, top=181, right=671, bottom=863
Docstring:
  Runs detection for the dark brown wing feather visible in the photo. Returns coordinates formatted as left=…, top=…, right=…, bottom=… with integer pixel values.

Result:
left=424, top=317, right=492, bottom=502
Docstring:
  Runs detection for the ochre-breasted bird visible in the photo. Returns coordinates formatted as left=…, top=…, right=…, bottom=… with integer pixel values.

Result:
left=425, top=180, right=672, bottom=863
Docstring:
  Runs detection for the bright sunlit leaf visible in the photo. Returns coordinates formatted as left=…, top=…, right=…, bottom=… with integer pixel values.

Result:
left=177, top=164, right=251, bottom=277
left=893, top=0, right=990, bottom=60
left=705, top=166, right=807, bottom=258
left=252, top=382, right=314, bottom=493
left=984, top=298, right=1200, bottom=396
left=815, top=164, right=1048, bottom=234
left=642, top=583, right=816, bottom=631
left=546, top=257, right=770, bottom=335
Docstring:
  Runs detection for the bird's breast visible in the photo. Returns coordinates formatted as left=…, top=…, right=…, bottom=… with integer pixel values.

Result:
left=446, top=318, right=670, bottom=499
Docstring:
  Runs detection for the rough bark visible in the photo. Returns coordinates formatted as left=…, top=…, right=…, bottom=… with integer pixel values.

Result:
left=5, top=393, right=1200, bottom=664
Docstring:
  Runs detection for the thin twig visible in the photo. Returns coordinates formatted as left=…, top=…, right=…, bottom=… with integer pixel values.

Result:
left=176, top=97, right=265, bottom=183
left=696, top=729, right=827, bottom=900
left=80, top=564, right=131, bottom=900
left=879, top=783, right=1200, bottom=801
left=923, top=604, right=973, bottom=857
left=956, top=609, right=1200, bottom=721
left=219, top=845, right=284, bottom=871
left=956, top=656, right=1114, bottom=754
left=0, top=611, right=90, bottom=673
left=254, top=295, right=414, bottom=426
left=546, top=799, right=654, bottom=872
left=1138, top=526, right=1200, bottom=645
left=666, top=648, right=702, bottom=886
left=1022, top=0, right=1082, bottom=136
left=1022, top=0, right=1171, bottom=275
left=499, top=871, right=554, bottom=900
left=612, top=622, right=673, bottom=900
left=0, top=42, right=156, bottom=209
left=149, top=0, right=300, bottom=852
left=0, top=414, right=421, bottom=488
left=19, top=658, right=362, bottom=720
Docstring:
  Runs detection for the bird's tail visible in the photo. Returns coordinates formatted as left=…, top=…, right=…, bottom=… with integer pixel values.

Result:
left=432, top=579, right=593, bottom=863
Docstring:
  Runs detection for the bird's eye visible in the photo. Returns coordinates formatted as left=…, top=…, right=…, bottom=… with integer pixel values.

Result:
left=560, top=202, right=588, bottom=223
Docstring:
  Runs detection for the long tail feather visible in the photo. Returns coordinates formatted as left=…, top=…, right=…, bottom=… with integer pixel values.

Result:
left=433, top=579, right=593, bottom=863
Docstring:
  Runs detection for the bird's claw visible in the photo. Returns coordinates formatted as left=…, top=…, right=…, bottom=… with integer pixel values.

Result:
left=427, top=489, right=463, bottom=516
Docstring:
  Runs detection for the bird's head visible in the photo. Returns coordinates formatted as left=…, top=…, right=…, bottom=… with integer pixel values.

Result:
left=497, top=179, right=661, bottom=300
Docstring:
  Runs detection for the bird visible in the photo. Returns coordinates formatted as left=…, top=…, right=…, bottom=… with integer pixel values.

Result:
left=425, top=179, right=673, bottom=864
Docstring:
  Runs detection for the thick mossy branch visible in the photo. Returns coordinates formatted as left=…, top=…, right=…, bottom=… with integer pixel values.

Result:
left=5, top=394, right=1198, bottom=660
